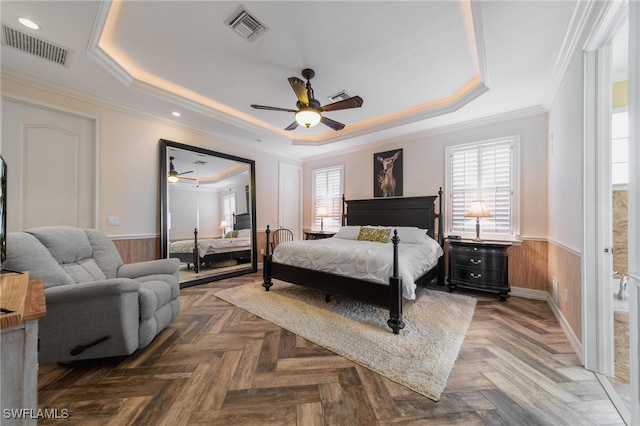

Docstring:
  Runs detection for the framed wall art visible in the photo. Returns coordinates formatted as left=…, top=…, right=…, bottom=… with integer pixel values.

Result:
left=374, top=149, right=403, bottom=197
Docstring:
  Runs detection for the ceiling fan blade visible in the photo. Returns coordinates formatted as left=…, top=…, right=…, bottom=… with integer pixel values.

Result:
left=288, top=77, right=309, bottom=105
left=251, top=104, right=297, bottom=113
left=284, top=121, right=299, bottom=131
left=320, top=116, right=345, bottom=131
left=179, top=171, right=194, bottom=175
left=320, top=96, right=364, bottom=112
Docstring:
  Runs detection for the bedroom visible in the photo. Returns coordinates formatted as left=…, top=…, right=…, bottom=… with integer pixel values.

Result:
left=0, top=0, right=638, bottom=424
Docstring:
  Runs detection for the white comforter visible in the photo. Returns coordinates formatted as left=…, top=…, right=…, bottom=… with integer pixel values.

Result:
left=272, top=237, right=443, bottom=300
left=171, top=238, right=251, bottom=258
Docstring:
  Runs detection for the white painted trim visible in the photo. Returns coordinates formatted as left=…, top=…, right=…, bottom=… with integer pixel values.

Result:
left=547, top=294, right=584, bottom=365
left=627, top=1, right=640, bottom=422
left=109, top=234, right=158, bottom=240
left=302, top=106, right=546, bottom=164
left=0, top=71, right=302, bottom=162
left=547, top=237, right=582, bottom=258
left=581, top=0, right=628, bottom=377
left=543, top=0, right=598, bottom=109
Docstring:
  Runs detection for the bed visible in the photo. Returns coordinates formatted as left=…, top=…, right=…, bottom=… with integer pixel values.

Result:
left=262, top=189, right=445, bottom=334
left=170, top=212, right=252, bottom=273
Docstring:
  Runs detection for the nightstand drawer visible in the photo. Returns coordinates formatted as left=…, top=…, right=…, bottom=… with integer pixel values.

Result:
left=451, top=266, right=502, bottom=286
left=449, top=252, right=504, bottom=270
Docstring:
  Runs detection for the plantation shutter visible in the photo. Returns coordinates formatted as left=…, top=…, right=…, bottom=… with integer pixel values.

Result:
left=450, top=139, right=513, bottom=236
left=313, top=166, right=343, bottom=231
left=223, top=193, right=236, bottom=228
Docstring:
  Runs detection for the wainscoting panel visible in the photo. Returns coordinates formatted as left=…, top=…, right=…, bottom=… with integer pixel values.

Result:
left=548, top=241, right=582, bottom=341
left=508, top=239, right=548, bottom=291
left=112, top=237, right=160, bottom=264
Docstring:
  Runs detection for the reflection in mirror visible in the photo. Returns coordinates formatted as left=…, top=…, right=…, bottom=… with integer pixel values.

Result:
left=160, top=139, right=257, bottom=287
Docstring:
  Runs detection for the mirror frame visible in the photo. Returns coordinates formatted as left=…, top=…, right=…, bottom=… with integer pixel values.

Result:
left=159, top=139, right=257, bottom=288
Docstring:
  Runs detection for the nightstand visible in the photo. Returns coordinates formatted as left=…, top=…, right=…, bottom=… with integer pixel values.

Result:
left=304, top=230, right=336, bottom=240
left=447, top=239, right=511, bottom=300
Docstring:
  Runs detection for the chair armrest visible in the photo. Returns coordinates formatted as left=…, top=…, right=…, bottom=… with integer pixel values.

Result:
left=44, top=278, right=140, bottom=304
left=117, top=258, right=180, bottom=279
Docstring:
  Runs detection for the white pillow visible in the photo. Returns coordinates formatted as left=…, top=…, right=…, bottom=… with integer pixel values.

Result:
left=333, top=226, right=361, bottom=240
left=393, top=227, right=429, bottom=244
left=237, top=229, right=251, bottom=238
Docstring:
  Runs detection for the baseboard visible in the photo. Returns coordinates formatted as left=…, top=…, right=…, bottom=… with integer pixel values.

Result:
left=547, top=297, right=584, bottom=364
left=511, top=286, right=584, bottom=364
left=510, top=286, right=547, bottom=300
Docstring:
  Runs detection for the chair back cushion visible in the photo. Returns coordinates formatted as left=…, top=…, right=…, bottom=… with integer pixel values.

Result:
left=4, top=232, right=74, bottom=288
left=84, top=229, right=124, bottom=279
left=25, top=226, right=109, bottom=283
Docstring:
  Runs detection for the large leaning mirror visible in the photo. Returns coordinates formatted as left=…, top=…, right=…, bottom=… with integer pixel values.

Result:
left=160, top=139, right=257, bottom=288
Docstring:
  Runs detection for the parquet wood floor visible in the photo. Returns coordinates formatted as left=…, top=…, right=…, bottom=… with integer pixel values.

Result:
left=36, top=273, right=625, bottom=425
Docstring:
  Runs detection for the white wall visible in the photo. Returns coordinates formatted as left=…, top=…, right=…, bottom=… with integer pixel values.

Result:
left=0, top=77, right=297, bottom=237
left=547, top=49, right=584, bottom=252
left=303, top=112, right=549, bottom=238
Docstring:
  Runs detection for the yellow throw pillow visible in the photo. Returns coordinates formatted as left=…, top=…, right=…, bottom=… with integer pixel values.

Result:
left=357, top=227, right=391, bottom=243
left=224, top=230, right=239, bottom=238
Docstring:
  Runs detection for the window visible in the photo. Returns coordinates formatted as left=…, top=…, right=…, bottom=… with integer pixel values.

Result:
left=612, top=110, right=628, bottom=187
left=446, top=136, right=520, bottom=240
left=222, top=192, right=236, bottom=232
left=312, top=165, right=344, bottom=231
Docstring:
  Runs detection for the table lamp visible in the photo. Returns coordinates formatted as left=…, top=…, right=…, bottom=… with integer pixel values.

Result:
left=465, top=201, right=492, bottom=241
left=317, top=206, right=328, bottom=231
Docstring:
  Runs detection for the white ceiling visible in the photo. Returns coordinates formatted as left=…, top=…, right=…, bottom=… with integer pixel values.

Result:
left=1, top=1, right=586, bottom=160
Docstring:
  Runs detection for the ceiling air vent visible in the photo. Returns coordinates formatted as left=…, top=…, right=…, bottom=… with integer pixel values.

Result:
left=2, top=25, right=72, bottom=67
left=225, top=6, right=268, bottom=42
left=328, top=90, right=352, bottom=103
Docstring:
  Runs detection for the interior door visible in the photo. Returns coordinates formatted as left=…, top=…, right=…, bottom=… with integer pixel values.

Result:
left=1, top=100, right=96, bottom=231
left=278, top=162, right=302, bottom=240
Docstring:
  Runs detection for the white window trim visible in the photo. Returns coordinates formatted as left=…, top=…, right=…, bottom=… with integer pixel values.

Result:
left=445, top=135, right=521, bottom=241
left=311, top=164, right=344, bottom=232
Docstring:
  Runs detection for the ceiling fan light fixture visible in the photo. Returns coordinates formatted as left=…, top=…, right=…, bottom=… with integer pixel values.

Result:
left=168, top=171, right=179, bottom=183
left=295, top=108, right=321, bottom=128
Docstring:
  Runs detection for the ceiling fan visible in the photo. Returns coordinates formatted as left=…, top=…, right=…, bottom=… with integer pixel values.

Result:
left=168, top=156, right=193, bottom=183
left=251, top=68, right=364, bottom=131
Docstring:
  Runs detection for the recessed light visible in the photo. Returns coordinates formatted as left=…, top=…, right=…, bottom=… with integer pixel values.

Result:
left=18, top=18, right=40, bottom=30
left=171, top=111, right=181, bottom=117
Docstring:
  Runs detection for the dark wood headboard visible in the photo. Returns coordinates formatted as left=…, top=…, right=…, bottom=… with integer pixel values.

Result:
left=341, top=188, right=443, bottom=244
left=234, top=213, right=251, bottom=230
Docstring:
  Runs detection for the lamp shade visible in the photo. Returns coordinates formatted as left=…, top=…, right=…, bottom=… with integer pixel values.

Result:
left=465, top=201, right=492, bottom=218
left=219, top=220, right=230, bottom=229
left=316, top=206, right=328, bottom=217
left=295, top=108, right=321, bottom=128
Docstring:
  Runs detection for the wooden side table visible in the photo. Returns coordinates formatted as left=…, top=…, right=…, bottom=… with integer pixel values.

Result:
left=447, top=239, right=511, bottom=300
left=304, top=230, right=336, bottom=240
left=1, top=273, right=46, bottom=425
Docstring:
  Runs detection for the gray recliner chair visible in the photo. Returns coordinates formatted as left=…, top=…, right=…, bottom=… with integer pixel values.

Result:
left=4, top=226, right=181, bottom=364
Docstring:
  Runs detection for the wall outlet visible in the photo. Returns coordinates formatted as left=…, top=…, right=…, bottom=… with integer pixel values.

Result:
left=107, top=216, right=120, bottom=226
left=552, top=277, right=558, bottom=305
left=564, top=288, right=569, bottom=303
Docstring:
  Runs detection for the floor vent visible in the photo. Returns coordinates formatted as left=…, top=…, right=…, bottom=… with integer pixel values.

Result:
left=225, top=7, right=268, bottom=42
left=328, top=90, right=352, bottom=103
left=2, top=25, right=72, bottom=67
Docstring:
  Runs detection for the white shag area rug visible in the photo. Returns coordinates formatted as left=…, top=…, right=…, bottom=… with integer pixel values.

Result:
left=215, top=280, right=476, bottom=401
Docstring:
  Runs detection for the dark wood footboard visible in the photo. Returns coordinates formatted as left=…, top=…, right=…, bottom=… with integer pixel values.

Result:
left=263, top=225, right=406, bottom=333
left=262, top=190, right=444, bottom=334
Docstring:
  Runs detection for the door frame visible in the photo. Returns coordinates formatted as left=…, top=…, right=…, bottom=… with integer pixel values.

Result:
left=584, top=0, right=639, bottom=423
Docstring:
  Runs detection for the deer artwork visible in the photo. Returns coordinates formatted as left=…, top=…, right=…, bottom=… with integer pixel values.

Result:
left=377, top=150, right=401, bottom=197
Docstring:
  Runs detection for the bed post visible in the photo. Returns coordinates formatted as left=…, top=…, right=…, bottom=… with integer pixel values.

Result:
left=193, top=228, right=200, bottom=273
left=342, top=194, right=347, bottom=226
left=436, top=187, right=445, bottom=286
left=388, top=230, right=405, bottom=334
left=262, top=225, right=273, bottom=291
